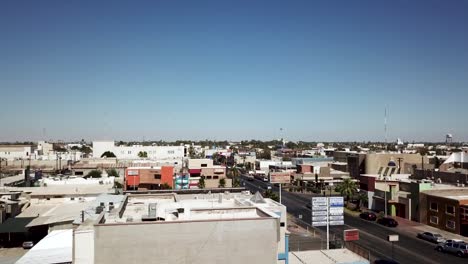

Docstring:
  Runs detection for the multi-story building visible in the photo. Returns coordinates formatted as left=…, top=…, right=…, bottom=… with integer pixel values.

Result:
left=125, top=166, right=174, bottom=190
left=420, top=189, right=468, bottom=236
left=73, top=192, right=288, bottom=264
left=187, top=159, right=230, bottom=188
left=92, top=141, right=185, bottom=160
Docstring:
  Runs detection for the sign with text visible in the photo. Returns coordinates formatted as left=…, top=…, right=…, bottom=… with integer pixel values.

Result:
left=344, top=229, right=359, bottom=242
left=311, top=196, right=344, bottom=227
left=269, top=172, right=291, bottom=184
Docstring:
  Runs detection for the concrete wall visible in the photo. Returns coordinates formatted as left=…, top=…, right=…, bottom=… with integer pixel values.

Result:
left=93, top=219, right=278, bottom=264
left=74, top=228, right=95, bottom=264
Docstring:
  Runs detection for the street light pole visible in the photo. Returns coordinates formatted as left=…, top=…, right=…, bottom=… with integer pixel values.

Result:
left=384, top=177, right=388, bottom=216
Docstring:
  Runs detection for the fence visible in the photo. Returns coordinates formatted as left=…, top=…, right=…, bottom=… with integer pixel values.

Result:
left=289, top=215, right=371, bottom=262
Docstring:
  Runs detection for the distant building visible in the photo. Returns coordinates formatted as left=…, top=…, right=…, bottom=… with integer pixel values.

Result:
left=187, top=159, right=230, bottom=188
left=124, top=166, right=174, bottom=190
left=0, top=145, right=32, bottom=161
left=92, top=141, right=185, bottom=160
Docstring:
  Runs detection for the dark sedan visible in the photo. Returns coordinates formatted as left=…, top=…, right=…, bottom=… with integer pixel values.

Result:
left=359, top=212, right=377, bottom=221
left=377, top=217, right=398, bottom=227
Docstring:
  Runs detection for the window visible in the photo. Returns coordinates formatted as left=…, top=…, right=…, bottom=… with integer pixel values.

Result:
left=446, top=220, right=456, bottom=230
left=154, top=174, right=161, bottom=180
left=430, top=202, right=438, bottom=212
left=446, top=205, right=455, bottom=215
left=201, top=164, right=207, bottom=167
left=128, top=151, right=131, bottom=154
left=206, top=176, right=212, bottom=179
left=168, top=150, right=175, bottom=154
left=430, top=216, right=438, bottom=224
left=213, top=176, right=219, bottom=179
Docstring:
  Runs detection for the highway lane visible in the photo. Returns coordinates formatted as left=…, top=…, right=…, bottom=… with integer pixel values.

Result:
left=240, top=176, right=466, bottom=264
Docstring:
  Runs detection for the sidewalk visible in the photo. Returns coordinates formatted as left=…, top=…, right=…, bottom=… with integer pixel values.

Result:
left=393, top=216, right=467, bottom=241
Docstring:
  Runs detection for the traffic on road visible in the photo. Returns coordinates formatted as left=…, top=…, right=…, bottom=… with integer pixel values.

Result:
left=240, top=175, right=468, bottom=264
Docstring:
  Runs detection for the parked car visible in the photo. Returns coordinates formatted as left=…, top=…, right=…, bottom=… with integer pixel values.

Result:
left=417, top=232, right=446, bottom=243
left=445, top=239, right=465, bottom=244
left=359, top=212, right=377, bottom=221
left=377, top=217, right=398, bottom=227
left=435, top=242, right=468, bottom=257
left=22, top=241, right=34, bottom=249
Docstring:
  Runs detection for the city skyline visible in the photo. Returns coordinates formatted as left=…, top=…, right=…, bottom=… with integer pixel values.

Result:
left=1, top=1, right=468, bottom=142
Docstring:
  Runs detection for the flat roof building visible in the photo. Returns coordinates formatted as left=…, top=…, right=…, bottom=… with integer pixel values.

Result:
left=73, top=191, right=288, bottom=264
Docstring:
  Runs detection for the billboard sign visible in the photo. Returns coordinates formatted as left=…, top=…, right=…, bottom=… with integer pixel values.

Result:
left=311, top=196, right=344, bottom=227
left=269, top=172, right=291, bottom=184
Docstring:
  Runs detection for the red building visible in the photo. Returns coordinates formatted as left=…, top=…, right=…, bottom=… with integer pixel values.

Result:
left=125, top=166, right=174, bottom=190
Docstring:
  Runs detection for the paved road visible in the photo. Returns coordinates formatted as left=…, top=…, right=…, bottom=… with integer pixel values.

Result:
left=240, top=176, right=466, bottom=264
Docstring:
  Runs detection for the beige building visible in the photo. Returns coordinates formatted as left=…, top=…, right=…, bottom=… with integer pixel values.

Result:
left=73, top=192, right=288, bottom=264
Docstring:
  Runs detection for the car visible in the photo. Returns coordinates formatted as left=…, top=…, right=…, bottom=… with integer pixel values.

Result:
left=377, top=217, right=398, bottom=227
left=22, top=241, right=34, bottom=249
left=445, top=239, right=465, bottom=244
left=435, top=242, right=468, bottom=257
left=359, top=212, right=377, bottom=221
left=417, top=232, right=445, bottom=243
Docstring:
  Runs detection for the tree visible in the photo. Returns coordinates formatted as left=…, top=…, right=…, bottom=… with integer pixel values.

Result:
left=219, top=178, right=226, bottom=188
left=264, top=190, right=279, bottom=202
left=434, top=156, right=441, bottom=169
left=101, top=151, right=116, bottom=158
left=160, top=183, right=172, bottom=190
left=106, top=168, right=119, bottom=177
left=138, top=151, right=148, bottom=158
left=198, top=177, right=206, bottom=189
left=335, top=178, right=357, bottom=205
left=85, top=170, right=102, bottom=178
left=358, top=192, right=368, bottom=209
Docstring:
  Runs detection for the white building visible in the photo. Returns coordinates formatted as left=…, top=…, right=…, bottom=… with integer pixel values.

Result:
left=0, top=145, right=32, bottom=161
left=73, top=192, right=288, bottom=264
left=92, top=141, right=185, bottom=160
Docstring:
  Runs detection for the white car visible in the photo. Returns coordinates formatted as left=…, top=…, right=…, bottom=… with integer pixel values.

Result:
left=417, top=232, right=445, bottom=243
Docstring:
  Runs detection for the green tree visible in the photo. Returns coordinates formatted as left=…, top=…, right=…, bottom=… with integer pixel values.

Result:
left=160, top=183, right=172, bottom=190
left=101, top=151, right=116, bottom=158
left=335, top=178, right=357, bottom=205
left=219, top=178, right=226, bottom=188
left=434, top=156, right=441, bottom=169
left=113, top=181, right=123, bottom=189
left=85, top=170, right=102, bottom=178
left=358, top=192, right=368, bottom=209
left=106, top=168, right=119, bottom=177
left=138, top=151, right=148, bottom=158
left=198, top=177, right=206, bottom=189
left=264, top=190, right=279, bottom=202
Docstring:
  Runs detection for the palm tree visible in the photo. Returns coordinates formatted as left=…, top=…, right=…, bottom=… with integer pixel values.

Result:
left=101, top=151, right=116, bottom=158
left=218, top=178, right=226, bottom=188
left=198, top=177, right=206, bottom=189
left=358, top=192, right=368, bottom=209
left=335, top=178, right=357, bottom=205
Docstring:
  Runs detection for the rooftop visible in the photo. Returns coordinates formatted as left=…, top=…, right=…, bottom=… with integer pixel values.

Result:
left=422, top=188, right=468, bottom=201
left=102, top=192, right=283, bottom=224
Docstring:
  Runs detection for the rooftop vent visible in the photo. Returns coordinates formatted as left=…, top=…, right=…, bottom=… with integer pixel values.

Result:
left=95, top=205, right=104, bottom=214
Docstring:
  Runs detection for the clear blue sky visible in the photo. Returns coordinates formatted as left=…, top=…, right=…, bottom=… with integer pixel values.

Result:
left=1, top=0, right=467, bottom=142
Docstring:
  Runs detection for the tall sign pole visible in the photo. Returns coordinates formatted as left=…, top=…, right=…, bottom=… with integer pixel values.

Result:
left=326, top=197, right=330, bottom=250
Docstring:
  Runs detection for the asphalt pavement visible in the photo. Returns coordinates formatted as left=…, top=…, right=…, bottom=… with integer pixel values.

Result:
left=240, top=175, right=467, bottom=264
